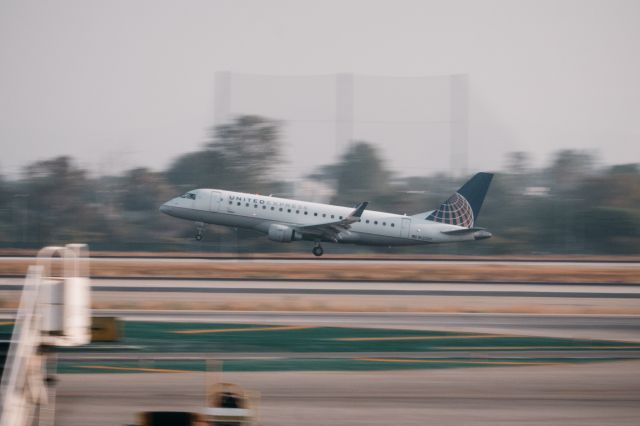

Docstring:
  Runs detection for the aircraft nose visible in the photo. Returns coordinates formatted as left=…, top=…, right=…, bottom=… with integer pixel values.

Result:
left=159, top=203, right=170, bottom=214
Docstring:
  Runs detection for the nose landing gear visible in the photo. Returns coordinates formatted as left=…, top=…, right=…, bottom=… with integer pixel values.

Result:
left=312, top=242, right=324, bottom=257
left=194, top=222, right=206, bottom=241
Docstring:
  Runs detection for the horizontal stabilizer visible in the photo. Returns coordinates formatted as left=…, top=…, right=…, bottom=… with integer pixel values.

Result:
left=442, top=227, right=492, bottom=240
left=441, top=227, right=487, bottom=235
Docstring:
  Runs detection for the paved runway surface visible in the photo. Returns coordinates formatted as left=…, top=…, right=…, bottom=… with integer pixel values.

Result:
left=2, top=278, right=639, bottom=297
left=115, top=310, right=640, bottom=342
left=54, top=361, right=640, bottom=426
left=3, top=309, right=634, bottom=342
left=2, top=256, right=639, bottom=267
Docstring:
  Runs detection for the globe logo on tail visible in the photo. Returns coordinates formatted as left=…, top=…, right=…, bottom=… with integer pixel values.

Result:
left=426, top=192, right=474, bottom=228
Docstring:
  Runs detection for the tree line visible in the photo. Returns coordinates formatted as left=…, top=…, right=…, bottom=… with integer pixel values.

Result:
left=0, top=115, right=638, bottom=254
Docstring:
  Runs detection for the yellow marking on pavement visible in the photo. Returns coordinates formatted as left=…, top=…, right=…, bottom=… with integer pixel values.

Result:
left=0, top=321, right=14, bottom=326
left=77, top=365, right=190, bottom=373
left=357, top=358, right=563, bottom=366
left=174, top=325, right=315, bottom=334
left=434, top=346, right=640, bottom=350
left=335, top=334, right=502, bottom=342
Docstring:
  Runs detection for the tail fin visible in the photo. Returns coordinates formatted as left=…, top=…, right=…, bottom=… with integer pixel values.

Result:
left=424, top=172, right=494, bottom=228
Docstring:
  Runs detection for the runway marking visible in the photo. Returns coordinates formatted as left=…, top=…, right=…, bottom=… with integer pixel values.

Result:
left=357, top=358, right=563, bottom=366
left=76, top=365, right=190, bottom=373
left=0, top=321, right=14, bottom=325
left=434, top=345, right=640, bottom=350
left=334, top=334, right=503, bottom=342
left=174, top=325, right=315, bottom=334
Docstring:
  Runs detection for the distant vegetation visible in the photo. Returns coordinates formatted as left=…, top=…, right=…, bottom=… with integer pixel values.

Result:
left=0, top=115, right=638, bottom=254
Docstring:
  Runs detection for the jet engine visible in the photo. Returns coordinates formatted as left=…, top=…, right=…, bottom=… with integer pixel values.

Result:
left=267, top=224, right=302, bottom=242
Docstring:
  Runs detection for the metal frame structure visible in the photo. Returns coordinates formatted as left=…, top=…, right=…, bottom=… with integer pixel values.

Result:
left=0, top=244, right=91, bottom=426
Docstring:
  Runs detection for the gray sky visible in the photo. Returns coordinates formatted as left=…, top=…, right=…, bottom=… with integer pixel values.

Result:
left=1, top=0, right=639, bottom=179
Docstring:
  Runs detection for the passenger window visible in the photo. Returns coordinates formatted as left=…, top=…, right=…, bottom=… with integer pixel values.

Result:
left=339, top=216, right=343, bottom=219
left=374, top=221, right=378, bottom=225
left=314, top=213, right=318, bottom=216
left=296, top=210, right=299, bottom=214
left=391, top=223, right=395, bottom=227
left=383, top=222, right=386, bottom=226
left=262, top=205, right=266, bottom=209
left=279, top=208, right=283, bottom=211
left=246, top=203, right=249, bottom=207
left=228, top=201, right=232, bottom=205
left=271, top=206, right=275, bottom=211
left=237, top=202, right=241, bottom=206
left=331, top=215, right=334, bottom=219
left=366, top=219, right=370, bottom=224
left=287, top=209, right=291, bottom=213
left=254, top=204, right=258, bottom=208
left=304, top=211, right=308, bottom=215
left=322, top=213, right=326, bottom=218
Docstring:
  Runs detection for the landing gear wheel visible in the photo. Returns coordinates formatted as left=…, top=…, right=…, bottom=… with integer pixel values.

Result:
left=312, top=245, right=324, bottom=257
left=194, top=222, right=205, bottom=241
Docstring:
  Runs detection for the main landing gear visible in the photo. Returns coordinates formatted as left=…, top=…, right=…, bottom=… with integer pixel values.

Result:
left=194, top=222, right=205, bottom=241
left=312, top=242, right=324, bottom=257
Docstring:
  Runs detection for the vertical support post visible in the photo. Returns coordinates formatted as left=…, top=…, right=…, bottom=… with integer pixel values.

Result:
left=214, top=71, right=232, bottom=126
left=449, top=74, right=469, bottom=178
left=335, top=73, right=354, bottom=155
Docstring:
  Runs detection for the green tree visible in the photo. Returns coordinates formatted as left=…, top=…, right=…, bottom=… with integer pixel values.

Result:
left=329, top=141, right=391, bottom=206
left=209, top=115, right=281, bottom=192
left=573, top=207, right=640, bottom=253
left=21, top=156, right=97, bottom=243
left=166, top=115, right=282, bottom=193
left=166, top=150, right=229, bottom=190
left=547, top=150, right=595, bottom=194
left=119, top=168, right=173, bottom=212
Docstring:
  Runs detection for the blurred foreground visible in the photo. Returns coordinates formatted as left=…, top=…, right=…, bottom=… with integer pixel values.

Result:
left=1, top=249, right=639, bottom=425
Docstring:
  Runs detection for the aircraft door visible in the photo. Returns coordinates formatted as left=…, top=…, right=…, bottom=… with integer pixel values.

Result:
left=209, top=191, right=222, bottom=212
left=400, top=217, right=411, bottom=238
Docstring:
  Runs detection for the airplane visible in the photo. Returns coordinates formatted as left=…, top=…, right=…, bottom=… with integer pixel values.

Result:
left=159, top=172, right=494, bottom=256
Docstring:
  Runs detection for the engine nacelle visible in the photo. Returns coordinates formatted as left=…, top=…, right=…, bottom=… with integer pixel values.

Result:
left=267, top=224, right=301, bottom=243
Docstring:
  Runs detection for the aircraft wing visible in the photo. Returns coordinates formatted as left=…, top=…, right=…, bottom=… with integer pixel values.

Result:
left=295, top=202, right=368, bottom=242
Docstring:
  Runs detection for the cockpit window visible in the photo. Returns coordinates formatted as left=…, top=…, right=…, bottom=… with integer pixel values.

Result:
left=180, top=192, right=196, bottom=200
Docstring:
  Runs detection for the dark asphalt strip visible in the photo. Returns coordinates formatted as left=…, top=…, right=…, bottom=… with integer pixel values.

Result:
left=2, top=255, right=638, bottom=263
left=1, top=276, right=638, bottom=286
left=1, top=284, right=638, bottom=298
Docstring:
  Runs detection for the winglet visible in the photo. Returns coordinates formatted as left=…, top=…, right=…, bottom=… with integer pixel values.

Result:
left=351, top=201, right=368, bottom=218
left=343, top=201, right=368, bottom=224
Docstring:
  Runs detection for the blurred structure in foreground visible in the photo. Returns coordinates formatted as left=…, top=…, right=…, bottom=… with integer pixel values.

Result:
left=0, top=244, right=91, bottom=426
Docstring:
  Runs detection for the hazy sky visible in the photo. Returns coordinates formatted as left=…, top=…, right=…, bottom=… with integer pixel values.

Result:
left=1, top=0, right=639, bottom=179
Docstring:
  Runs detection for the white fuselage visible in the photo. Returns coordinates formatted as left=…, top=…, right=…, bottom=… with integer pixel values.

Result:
left=160, top=188, right=481, bottom=246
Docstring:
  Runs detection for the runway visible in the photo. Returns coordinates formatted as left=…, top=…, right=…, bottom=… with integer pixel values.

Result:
left=2, top=255, right=638, bottom=267
left=21, top=311, right=640, bottom=426
left=90, top=310, right=640, bottom=342
left=2, top=275, right=640, bottom=317
left=2, top=278, right=640, bottom=297
left=2, top=309, right=638, bottom=342
left=54, top=361, right=640, bottom=426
